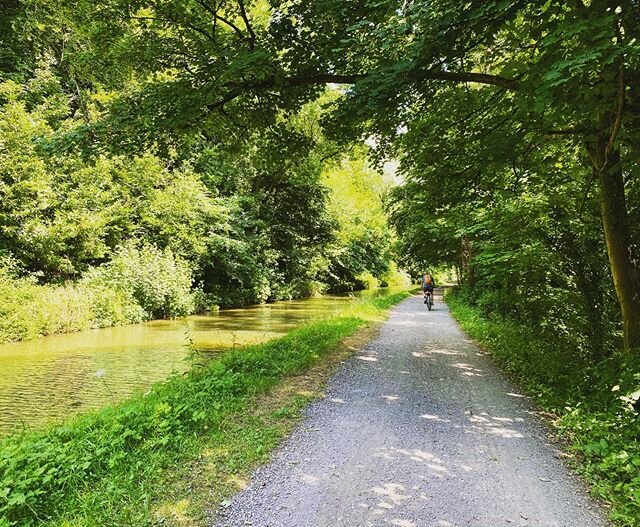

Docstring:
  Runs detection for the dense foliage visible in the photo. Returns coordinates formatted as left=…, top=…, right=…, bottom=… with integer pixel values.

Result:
left=0, top=19, right=400, bottom=342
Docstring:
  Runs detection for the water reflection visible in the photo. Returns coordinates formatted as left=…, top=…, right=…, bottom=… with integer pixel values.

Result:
left=0, top=288, right=408, bottom=434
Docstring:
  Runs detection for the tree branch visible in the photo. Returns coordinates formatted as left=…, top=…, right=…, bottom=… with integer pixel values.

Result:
left=544, top=128, right=594, bottom=137
left=204, top=69, right=520, bottom=113
left=410, top=69, right=520, bottom=90
left=275, top=69, right=518, bottom=91
left=127, top=14, right=217, bottom=44
left=194, top=0, right=246, bottom=41
left=236, top=0, right=256, bottom=50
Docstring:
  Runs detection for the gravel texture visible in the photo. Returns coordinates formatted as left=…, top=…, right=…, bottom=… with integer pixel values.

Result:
left=213, top=293, right=610, bottom=527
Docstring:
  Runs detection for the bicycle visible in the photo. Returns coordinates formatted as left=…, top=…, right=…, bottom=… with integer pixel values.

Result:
left=423, top=289, right=434, bottom=311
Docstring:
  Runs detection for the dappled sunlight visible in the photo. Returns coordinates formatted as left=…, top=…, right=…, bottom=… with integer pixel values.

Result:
left=418, top=412, right=524, bottom=442
left=429, top=348, right=461, bottom=356
left=491, top=416, right=513, bottom=423
left=451, top=362, right=483, bottom=373
left=466, top=412, right=524, bottom=439
left=420, top=413, right=451, bottom=423
left=391, top=519, right=418, bottom=527
left=300, top=473, right=320, bottom=486
left=372, top=482, right=410, bottom=505
left=409, top=450, right=444, bottom=464
left=412, top=348, right=462, bottom=359
left=360, top=475, right=442, bottom=524
left=450, top=362, right=485, bottom=378
left=368, top=482, right=415, bottom=518
left=372, top=446, right=450, bottom=478
left=373, top=449, right=396, bottom=461
left=485, top=426, right=524, bottom=439
left=357, top=355, right=378, bottom=362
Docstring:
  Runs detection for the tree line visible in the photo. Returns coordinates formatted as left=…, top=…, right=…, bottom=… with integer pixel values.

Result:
left=2, top=0, right=640, bottom=354
left=0, top=2, right=407, bottom=341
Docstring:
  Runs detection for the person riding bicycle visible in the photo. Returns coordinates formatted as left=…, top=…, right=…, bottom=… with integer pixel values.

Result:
left=421, top=273, right=435, bottom=304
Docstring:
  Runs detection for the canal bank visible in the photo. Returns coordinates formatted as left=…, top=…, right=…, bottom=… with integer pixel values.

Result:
left=0, top=291, right=411, bottom=527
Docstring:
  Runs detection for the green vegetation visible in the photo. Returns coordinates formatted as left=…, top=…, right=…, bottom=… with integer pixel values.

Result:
left=2, top=0, right=640, bottom=523
left=0, top=291, right=410, bottom=527
left=0, top=244, right=195, bottom=342
left=0, top=73, right=400, bottom=342
left=447, top=290, right=640, bottom=526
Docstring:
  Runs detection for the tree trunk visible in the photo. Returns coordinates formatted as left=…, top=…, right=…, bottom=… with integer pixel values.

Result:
left=460, top=236, right=475, bottom=288
left=589, top=144, right=640, bottom=350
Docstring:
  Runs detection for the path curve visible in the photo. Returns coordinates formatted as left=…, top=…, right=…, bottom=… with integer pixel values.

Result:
left=213, top=293, right=610, bottom=527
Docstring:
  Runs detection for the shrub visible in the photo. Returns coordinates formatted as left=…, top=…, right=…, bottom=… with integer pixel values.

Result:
left=86, top=242, right=195, bottom=319
left=0, top=269, right=95, bottom=342
left=0, top=243, right=195, bottom=343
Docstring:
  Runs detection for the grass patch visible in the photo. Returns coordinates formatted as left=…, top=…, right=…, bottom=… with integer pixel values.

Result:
left=0, top=291, right=410, bottom=527
left=446, top=289, right=640, bottom=527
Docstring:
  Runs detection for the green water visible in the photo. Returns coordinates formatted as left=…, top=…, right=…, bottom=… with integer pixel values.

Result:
left=0, top=289, right=406, bottom=434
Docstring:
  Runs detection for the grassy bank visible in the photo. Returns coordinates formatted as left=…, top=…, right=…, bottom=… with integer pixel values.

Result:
left=0, top=250, right=410, bottom=345
left=446, top=290, right=640, bottom=527
left=0, top=291, right=410, bottom=527
left=0, top=244, right=195, bottom=344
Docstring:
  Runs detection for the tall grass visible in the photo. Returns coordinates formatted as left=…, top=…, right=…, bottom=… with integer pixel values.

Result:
left=0, top=244, right=195, bottom=344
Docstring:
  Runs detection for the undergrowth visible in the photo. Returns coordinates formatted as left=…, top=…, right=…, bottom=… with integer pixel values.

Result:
left=0, top=244, right=194, bottom=344
left=446, top=289, right=640, bottom=526
left=0, top=291, right=410, bottom=527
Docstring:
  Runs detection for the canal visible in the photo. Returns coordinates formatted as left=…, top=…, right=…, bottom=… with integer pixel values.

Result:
left=0, top=289, right=403, bottom=434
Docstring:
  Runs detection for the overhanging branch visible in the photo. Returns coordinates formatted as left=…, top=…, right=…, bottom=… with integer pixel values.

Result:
left=410, top=69, right=519, bottom=90
left=206, top=68, right=520, bottom=111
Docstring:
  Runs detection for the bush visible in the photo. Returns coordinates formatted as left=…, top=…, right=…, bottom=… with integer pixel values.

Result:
left=0, top=243, right=196, bottom=343
left=88, top=284, right=146, bottom=327
left=86, top=242, right=195, bottom=319
left=0, top=268, right=94, bottom=342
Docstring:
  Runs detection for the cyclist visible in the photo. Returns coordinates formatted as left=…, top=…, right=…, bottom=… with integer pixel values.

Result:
left=421, top=273, right=435, bottom=304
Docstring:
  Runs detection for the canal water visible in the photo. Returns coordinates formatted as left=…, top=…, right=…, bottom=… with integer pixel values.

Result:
left=0, top=289, right=404, bottom=435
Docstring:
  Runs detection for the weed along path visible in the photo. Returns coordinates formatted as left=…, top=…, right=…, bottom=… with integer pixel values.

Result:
left=213, top=292, right=610, bottom=527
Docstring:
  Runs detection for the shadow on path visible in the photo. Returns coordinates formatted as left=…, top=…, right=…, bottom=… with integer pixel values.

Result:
left=213, top=294, right=610, bottom=527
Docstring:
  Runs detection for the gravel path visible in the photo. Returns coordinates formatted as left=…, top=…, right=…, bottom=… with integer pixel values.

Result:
left=213, top=293, right=610, bottom=527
